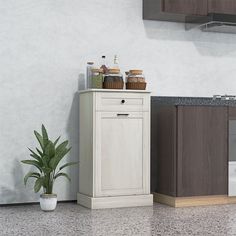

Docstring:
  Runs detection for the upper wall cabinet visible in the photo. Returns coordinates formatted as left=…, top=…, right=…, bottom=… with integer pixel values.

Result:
left=208, top=0, right=236, bottom=14
left=163, top=0, right=208, bottom=16
left=143, top=0, right=236, bottom=22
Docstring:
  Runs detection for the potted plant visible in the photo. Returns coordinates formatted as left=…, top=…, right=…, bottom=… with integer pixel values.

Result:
left=21, top=125, right=77, bottom=211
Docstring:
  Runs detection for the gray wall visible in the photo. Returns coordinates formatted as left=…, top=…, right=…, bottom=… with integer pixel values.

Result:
left=1, top=0, right=236, bottom=204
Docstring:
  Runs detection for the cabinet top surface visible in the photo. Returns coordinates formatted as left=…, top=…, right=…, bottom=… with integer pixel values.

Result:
left=152, top=96, right=236, bottom=107
left=79, top=89, right=151, bottom=94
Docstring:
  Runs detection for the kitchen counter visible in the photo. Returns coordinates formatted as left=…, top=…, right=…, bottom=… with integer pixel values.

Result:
left=151, top=96, right=236, bottom=106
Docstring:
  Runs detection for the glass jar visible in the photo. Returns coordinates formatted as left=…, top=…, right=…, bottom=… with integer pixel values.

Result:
left=86, top=62, right=94, bottom=89
left=127, top=70, right=145, bottom=83
left=103, top=68, right=124, bottom=89
left=91, top=68, right=103, bottom=89
left=104, top=68, right=123, bottom=83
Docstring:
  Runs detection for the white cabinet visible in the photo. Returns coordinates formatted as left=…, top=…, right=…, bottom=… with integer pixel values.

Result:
left=77, top=89, right=153, bottom=209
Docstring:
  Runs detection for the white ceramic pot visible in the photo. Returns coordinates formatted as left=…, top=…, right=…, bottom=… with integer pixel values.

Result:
left=40, top=194, right=57, bottom=211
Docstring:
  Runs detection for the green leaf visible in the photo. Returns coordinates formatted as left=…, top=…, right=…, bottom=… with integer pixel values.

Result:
left=34, top=131, right=44, bottom=150
left=28, top=148, right=42, bottom=163
left=41, top=124, right=48, bottom=147
left=34, top=178, right=43, bottom=193
left=45, top=141, right=55, bottom=159
left=55, top=141, right=69, bottom=154
left=49, top=147, right=71, bottom=170
left=21, top=160, right=42, bottom=173
left=36, top=148, right=43, bottom=157
left=42, top=167, right=52, bottom=175
left=54, top=136, right=61, bottom=147
left=54, top=172, right=71, bottom=181
left=59, top=162, right=77, bottom=171
left=41, top=155, right=49, bottom=168
left=24, top=172, right=40, bottom=185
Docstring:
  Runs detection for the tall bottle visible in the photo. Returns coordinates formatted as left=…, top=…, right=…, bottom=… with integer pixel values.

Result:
left=100, top=56, right=109, bottom=74
left=86, top=62, right=94, bottom=89
left=113, top=55, right=119, bottom=69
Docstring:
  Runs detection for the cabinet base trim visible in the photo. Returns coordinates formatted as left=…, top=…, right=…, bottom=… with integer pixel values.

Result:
left=77, top=193, right=153, bottom=209
left=154, top=193, right=236, bottom=208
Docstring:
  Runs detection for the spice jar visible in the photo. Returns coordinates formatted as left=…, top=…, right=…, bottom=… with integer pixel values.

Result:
left=91, top=68, right=103, bottom=89
left=127, top=70, right=145, bottom=83
left=103, top=68, right=124, bottom=89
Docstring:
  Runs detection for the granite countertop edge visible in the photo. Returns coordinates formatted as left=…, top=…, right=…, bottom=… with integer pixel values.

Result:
left=151, top=96, right=236, bottom=106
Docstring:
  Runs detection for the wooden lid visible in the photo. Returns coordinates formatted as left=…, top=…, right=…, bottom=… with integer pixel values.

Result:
left=129, top=70, right=143, bottom=75
left=92, top=68, right=103, bottom=73
left=108, top=68, right=120, bottom=74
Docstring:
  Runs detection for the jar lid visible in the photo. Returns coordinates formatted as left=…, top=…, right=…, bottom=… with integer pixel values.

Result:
left=108, top=68, right=120, bottom=74
left=87, top=62, right=94, bottom=65
left=129, top=69, right=143, bottom=75
left=92, top=68, right=103, bottom=73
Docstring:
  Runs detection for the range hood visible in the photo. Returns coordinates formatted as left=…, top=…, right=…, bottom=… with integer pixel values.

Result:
left=185, top=13, right=236, bottom=33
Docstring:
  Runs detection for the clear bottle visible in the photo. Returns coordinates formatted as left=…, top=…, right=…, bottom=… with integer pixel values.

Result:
left=100, top=56, right=109, bottom=74
left=113, top=55, right=119, bottom=70
left=86, top=62, right=94, bottom=89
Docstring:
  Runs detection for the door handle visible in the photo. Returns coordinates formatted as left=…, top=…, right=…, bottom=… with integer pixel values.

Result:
left=117, top=114, right=129, bottom=117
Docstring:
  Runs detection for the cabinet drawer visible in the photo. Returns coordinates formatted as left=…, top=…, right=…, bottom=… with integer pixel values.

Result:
left=95, top=92, right=150, bottom=112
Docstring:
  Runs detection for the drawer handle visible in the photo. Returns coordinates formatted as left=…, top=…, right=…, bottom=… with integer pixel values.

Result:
left=121, top=99, right=125, bottom=104
left=117, top=113, right=129, bottom=117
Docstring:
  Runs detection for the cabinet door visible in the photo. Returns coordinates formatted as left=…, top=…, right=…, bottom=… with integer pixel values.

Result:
left=163, top=0, right=208, bottom=15
left=177, top=106, right=228, bottom=197
left=208, top=0, right=236, bottom=14
left=95, top=112, right=150, bottom=197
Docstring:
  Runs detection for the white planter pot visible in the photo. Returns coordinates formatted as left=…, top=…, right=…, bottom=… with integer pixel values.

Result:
left=40, top=194, right=57, bottom=211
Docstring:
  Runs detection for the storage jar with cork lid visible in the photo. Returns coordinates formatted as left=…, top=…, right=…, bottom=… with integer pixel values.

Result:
left=103, top=68, right=124, bottom=89
left=126, top=70, right=146, bottom=90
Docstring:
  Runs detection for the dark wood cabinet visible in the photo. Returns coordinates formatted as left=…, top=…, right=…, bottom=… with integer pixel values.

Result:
left=143, top=0, right=236, bottom=22
left=163, top=0, right=208, bottom=15
left=208, top=0, right=236, bottom=14
left=151, top=104, right=228, bottom=197
left=177, top=106, right=228, bottom=197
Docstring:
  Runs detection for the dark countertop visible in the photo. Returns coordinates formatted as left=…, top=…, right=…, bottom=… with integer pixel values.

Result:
left=151, top=96, right=236, bottom=106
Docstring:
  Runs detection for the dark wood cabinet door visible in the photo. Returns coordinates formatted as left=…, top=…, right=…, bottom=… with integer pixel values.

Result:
left=208, top=0, right=236, bottom=14
left=163, top=0, right=208, bottom=15
left=177, top=106, right=228, bottom=197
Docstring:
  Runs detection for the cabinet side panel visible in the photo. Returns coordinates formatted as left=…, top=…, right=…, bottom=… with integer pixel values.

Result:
left=229, top=107, right=236, bottom=120
left=151, top=101, right=177, bottom=196
left=79, top=93, right=94, bottom=196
